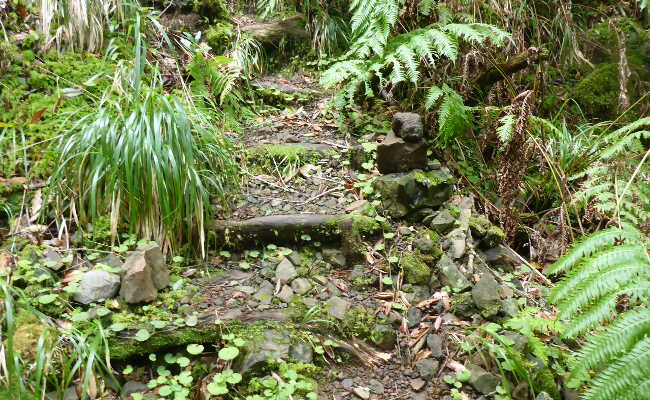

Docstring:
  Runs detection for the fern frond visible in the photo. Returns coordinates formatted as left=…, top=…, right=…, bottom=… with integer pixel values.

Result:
left=566, top=282, right=650, bottom=336
left=550, top=244, right=647, bottom=304
left=583, top=335, right=650, bottom=400
left=547, top=224, right=643, bottom=275
left=497, top=114, right=516, bottom=144
left=424, top=85, right=443, bottom=110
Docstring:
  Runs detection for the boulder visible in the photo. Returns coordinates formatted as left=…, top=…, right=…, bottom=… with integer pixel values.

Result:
left=275, top=257, right=297, bottom=283
left=237, top=330, right=291, bottom=375
left=326, top=296, right=351, bottom=320
left=376, top=131, right=428, bottom=174
left=73, top=270, right=120, bottom=305
left=392, top=112, right=424, bottom=142
left=373, top=169, right=454, bottom=217
left=120, top=245, right=169, bottom=304
left=429, top=210, right=456, bottom=234
left=467, top=364, right=500, bottom=395
left=435, top=256, right=470, bottom=291
left=472, top=273, right=500, bottom=315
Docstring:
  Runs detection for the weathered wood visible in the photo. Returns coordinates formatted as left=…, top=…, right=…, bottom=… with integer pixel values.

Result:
left=468, top=47, right=542, bottom=105
left=211, top=214, right=344, bottom=249
left=241, top=15, right=309, bottom=44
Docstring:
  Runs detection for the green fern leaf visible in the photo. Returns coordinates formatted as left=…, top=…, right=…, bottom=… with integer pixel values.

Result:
left=547, top=224, right=643, bottom=275
left=497, top=114, right=516, bottom=144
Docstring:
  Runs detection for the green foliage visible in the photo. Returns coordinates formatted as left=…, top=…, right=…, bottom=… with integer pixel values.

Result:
left=549, top=225, right=650, bottom=400
left=50, top=87, right=239, bottom=255
left=571, top=117, right=650, bottom=226
left=38, top=0, right=132, bottom=52
left=321, top=2, right=506, bottom=144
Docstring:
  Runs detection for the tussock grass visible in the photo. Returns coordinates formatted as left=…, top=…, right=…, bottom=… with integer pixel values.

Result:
left=50, top=90, right=239, bottom=256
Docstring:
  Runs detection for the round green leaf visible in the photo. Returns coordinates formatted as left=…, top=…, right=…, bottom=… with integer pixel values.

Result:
left=185, top=315, right=198, bottom=327
left=151, top=320, right=167, bottom=329
left=158, top=385, right=172, bottom=396
left=218, top=346, right=239, bottom=361
left=176, top=356, right=190, bottom=367
left=38, top=294, right=58, bottom=304
left=135, top=329, right=151, bottom=342
left=207, top=382, right=228, bottom=395
left=110, top=322, right=126, bottom=332
left=226, top=372, right=242, bottom=384
left=186, top=344, right=204, bottom=355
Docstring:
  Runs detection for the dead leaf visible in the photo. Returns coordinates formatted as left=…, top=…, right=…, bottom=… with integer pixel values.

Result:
left=31, top=107, right=47, bottom=124
left=408, top=326, right=431, bottom=347
left=447, top=360, right=467, bottom=373
left=30, top=189, right=43, bottom=222
left=413, top=349, right=432, bottom=363
left=182, top=268, right=197, bottom=278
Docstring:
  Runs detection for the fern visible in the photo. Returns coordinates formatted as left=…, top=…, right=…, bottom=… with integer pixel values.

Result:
left=504, top=308, right=563, bottom=364
left=549, top=225, right=650, bottom=400
left=571, top=117, right=650, bottom=226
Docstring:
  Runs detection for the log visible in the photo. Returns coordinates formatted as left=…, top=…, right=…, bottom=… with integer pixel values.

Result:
left=467, top=47, right=542, bottom=105
left=241, top=15, right=309, bottom=44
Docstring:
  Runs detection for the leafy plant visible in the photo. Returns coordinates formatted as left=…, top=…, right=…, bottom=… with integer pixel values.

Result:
left=38, top=0, right=132, bottom=52
left=548, top=224, right=650, bottom=399
left=321, top=1, right=508, bottom=144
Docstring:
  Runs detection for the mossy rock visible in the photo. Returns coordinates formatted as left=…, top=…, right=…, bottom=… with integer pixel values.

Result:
left=399, top=253, right=432, bottom=285
left=585, top=18, right=650, bottom=64
left=571, top=61, right=650, bottom=121
left=10, top=311, right=53, bottom=362
left=469, top=216, right=505, bottom=249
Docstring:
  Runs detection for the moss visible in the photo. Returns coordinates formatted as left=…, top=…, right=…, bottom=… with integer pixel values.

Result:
left=399, top=253, right=432, bottom=285
left=340, top=307, right=381, bottom=339
left=484, top=225, right=505, bottom=248
left=205, top=22, right=234, bottom=54
left=585, top=18, right=649, bottom=63
left=0, top=52, right=115, bottom=179
left=533, top=367, right=561, bottom=400
left=572, top=61, right=650, bottom=121
left=246, top=144, right=329, bottom=171
left=11, top=312, right=52, bottom=362
left=109, top=319, right=269, bottom=360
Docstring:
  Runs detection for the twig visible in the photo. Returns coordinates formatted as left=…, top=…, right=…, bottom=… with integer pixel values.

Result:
left=500, top=244, right=554, bottom=287
left=300, top=187, right=340, bottom=205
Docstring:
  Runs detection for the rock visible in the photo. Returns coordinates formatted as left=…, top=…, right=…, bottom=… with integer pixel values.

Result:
left=501, top=299, right=520, bottom=317
left=415, top=358, right=439, bottom=380
left=290, top=278, right=312, bottom=295
left=436, top=256, right=471, bottom=291
left=352, top=387, right=370, bottom=399
left=275, top=258, right=297, bottom=283
left=322, top=248, right=346, bottom=268
left=73, top=270, right=120, bottom=305
left=327, top=296, right=350, bottom=320
left=46, top=387, right=78, bottom=400
left=536, top=392, right=554, bottom=400
left=413, top=236, right=435, bottom=252
left=44, top=249, right=64, bottom=271
left=373, top=169, right=454, bottom=217
left=341, top=378, right=354, bottom=389
left=376, top=131, right=428, bottom=174
left=121, top=381, right=148, bottom=398
left=238, top=330, right=291, bottom=375
left=290, top=342, right=313, bottom=363
left=345, top=199, right=369, bottom=213
left=404, top=285, right=430, bottom=304
left=430, top=210, right=456, bottom=234
left=392, top=112, right=424, bottom=142
left=447, top=230, right=467, bottom=259
left=400, top=253, right=432, bottom=285
left=467, top=364, right=500, bottom=395
left=426, top=333, right=444, bottom=358
left=368, top=379, right=385, bottom=394
left=275, top=285, right=294, bottom=302
left=503, top=332, right=529, bottom=351
left=410, top=378, right=427, bottom=391
left=98, top=253, right=122, bottom=269
left=472, top=274, right=500, bottom=313
left=287, top=251, right=302, bottom=266
left=120, top=245, right=169, bottom=304
left=370, top=325, right=397, bottom=350
left=407, top=307, right=423, bottom=328
left=253, top=280, right=274, bottom=305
